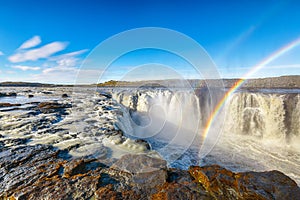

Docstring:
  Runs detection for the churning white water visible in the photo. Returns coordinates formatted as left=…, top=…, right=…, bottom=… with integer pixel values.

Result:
left=113, top=89, right=300, bottom=184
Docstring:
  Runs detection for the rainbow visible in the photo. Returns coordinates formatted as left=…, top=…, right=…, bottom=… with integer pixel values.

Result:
left=202, top=37, right=300, bottom=140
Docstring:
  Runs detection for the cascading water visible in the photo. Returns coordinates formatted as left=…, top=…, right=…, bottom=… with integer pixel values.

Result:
left=112, top=88, right=300, bottom=184
left=224, top=92, right=300, bottom=141
left=113, top=89, right=204, bottom=167
left=225, top=93, right=287, bottom=139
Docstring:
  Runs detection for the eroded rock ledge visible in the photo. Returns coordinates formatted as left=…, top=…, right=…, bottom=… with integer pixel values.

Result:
left=0, top=145, right=299, bottom=200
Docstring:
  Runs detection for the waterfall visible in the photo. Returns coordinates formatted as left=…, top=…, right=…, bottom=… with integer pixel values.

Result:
left=112, top=89, right=205, bottom=165
left=113, top=89, right=202, bottom=141
left=112, top=89, right=300, bottom=179
left=113, top=89, right=300, bottom=144
left=114, top=90, right=300, bottom=142
left=224, top=92, right=300, bottom=141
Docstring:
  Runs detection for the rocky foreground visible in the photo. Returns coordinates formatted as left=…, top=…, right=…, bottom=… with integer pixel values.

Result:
left=0, top=144, right=299, bottom=200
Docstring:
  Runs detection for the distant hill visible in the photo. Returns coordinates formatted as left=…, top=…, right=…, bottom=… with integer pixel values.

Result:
left=240, top=76, right=300, bottom=89
left=1, top=75, right=300, bottom=89
left=96, top=76, right=300, bottom=89
left=0, top=82, right=58, bottom=87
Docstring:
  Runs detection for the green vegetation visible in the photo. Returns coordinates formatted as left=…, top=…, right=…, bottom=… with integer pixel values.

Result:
left=97, top=80, right=119, bottom=87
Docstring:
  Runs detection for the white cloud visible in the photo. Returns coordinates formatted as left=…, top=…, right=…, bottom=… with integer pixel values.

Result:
left=32, top=55, right=99, bottom=84
left=12, top=65, right=41, bottom=71
left=42, top=65, right=76, bottom=74
left=7, top=47, right=91, bottom=84
left=6, top=70, right=16, bottom=74
left=44, top=49, right=89, bottom=73
left=0, top=51, right=4, bottom=56
left=32, top=67, right=102, bottom=84
left=49, top=49, right=88, bottom=61
left=57, top=57, right=78, bottom=67
left=43, top=53, right=79, bottom=74
left=18, top=36, right=42, bottom=50
left=8, top=42, right=67, bottom=63
left=29, top=50, right=81, bottom=83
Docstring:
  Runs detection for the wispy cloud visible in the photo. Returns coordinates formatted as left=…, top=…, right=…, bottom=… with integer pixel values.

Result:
left=43, top=49, right=88, bottom=74
left=45, top=49, right=88, bottom=72
left=8, top=42, right=67, bottom=63
left=12, top=65, right=41, bottom=71
left=5, top=36, right=89, bottom=83
left=0, top=51, right=4, bottom=56
left=49, top=49, right=88, bottom=61
left=30, top=48, right=91, bottom=83
left=5, top=70, right=16, bottom=74
left=32, top=68, right=102, bottom=84
left=18, top=36, right=42, bottom=50
left=42, top=60, right=78, bottom=74
left=33, top=65, right=101, bottom=84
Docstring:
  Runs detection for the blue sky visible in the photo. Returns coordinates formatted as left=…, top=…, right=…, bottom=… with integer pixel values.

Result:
left=0, top=0, right=299, bottom=84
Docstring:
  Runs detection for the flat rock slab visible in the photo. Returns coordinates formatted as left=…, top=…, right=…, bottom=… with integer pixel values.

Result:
left=111, top=154, right=167, bottom=173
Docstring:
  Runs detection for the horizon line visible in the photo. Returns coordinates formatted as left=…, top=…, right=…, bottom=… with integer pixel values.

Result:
left=0, top=75, right=299, bottom=86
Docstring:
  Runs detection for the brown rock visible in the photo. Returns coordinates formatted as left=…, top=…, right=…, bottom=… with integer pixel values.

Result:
left=111, top=154, right=167, bottom=174
left=38, top=102, right=68, bottom=109
left=61, top=93, right=69, bottom=98
left=189, top=165, right=300, bottom=200
left=37, top=102, right=71, bottom=113
left=152, top=182, right=213, bottom=200
left=94, top=184, right=121, bottom=199
left=111, top=154, right=167, bottom=191
left=0, top=103, right=21, bottom=107
left=63, top=159, right=90, bottom=178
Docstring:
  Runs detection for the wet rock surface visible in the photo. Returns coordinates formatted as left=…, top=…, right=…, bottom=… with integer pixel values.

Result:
left=0, top=146, right=299, bottom=200
left=37, top=101, right=72, bottom=114
left=62, top=93, right=69, bottom=98
left=188, top=165, right=300, bottom=200
left=0, top=92, right=17, bottom=97
left=0, top=103, right=21, bottom=108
